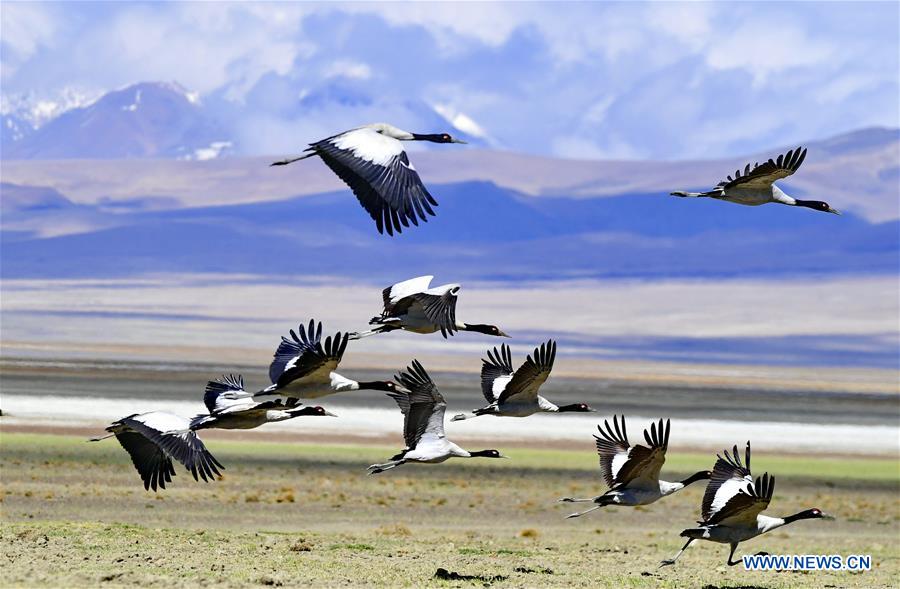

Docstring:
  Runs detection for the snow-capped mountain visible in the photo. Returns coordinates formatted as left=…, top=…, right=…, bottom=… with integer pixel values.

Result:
left=2, top=82, right=229, bottom=159
left=1, top=80, right=490, bottom=160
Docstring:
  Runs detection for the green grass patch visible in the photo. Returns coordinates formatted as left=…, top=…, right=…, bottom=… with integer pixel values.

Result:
left=2, top=431, right=897, bottom=482
left=458, top=547, right=532, bottom=556
left=328, top=543, right=375, bottom=551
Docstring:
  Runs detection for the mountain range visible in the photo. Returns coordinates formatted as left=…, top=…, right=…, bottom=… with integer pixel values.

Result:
left=1, top=81, right=489, bottom=160
left=2, top=176, right=896, bottom=281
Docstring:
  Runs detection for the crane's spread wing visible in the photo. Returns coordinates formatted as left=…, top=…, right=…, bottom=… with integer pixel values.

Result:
left=717, top=147, right=807, bottom=191
left=702, top=442, right=773, bottom=525
left=113, top=430, right=176, bottom=492
left=389, top=360, right=445, bottom=449
left=710, top=473, right=776, bottom=527
left=117, top=412, right=224, bottom=485
left=204, top=374, right=254, bottom=414
left=382, top=275, right=434, bottom=313
left=594, top=415, right=668, bottom=489
left=480, top=344, right=514, bottom=403
left=311, top=128, right=438, bottom=236
left=497, top=340, right=556, bottom=404
left=410, top=285, right=460, bottom=338
left=269, top=320, right=349, bottom=389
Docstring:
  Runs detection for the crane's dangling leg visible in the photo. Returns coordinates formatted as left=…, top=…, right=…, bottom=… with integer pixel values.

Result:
left=367, top=459, right=405, bottom=475
left=348, top=325, right=399, bottom=340
left=565, top=504, right=605, bottom=518
left=659, top=538, right=695, bottom=568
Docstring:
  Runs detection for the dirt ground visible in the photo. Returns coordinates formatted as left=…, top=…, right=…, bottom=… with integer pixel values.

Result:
left=1, top=432, right=898, bottom=588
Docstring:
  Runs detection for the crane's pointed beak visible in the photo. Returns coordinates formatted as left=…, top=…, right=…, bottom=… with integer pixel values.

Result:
left=499, top=330, right=511, bottom=338
left=323, top=410, right=338, bottom=417
left=451, top=138, right=467, bottom=144
left=827, top=207, right=841, bottom=215
left=821, top=512, right=836, bottom=520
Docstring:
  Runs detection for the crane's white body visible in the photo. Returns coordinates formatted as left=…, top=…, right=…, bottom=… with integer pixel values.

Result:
left=599, top=480, right=687, bottom=507
left=402, top=434, right=472, bottom=464
left=266, top=370, right=336, bottom=399
left=331, top=124, right=412, bottom=167
left=708, top=184, right=796, bottom=207
left=682, top=515, right=787, bottom=545
left=191, top=408, right=309, bottom=430
left=464, top=396, right=560, bottom=419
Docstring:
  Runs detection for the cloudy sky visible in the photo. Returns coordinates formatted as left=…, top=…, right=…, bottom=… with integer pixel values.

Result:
left=2, top=1, right=898, bottom=159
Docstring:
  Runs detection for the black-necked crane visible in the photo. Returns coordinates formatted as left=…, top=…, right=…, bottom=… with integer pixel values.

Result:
left=451, top=340, right=594, bottom=421
left=257, top=320, right=400, bottom=400
left=671, top=147, right=840, bottom=214
left=367, top=360, right=505, bottom=474
left=559, top=415, right=710, bottom=517
left=271, top=123, right=466, bottom=235
left=349, top=275, right=509, bottom=340
left=659, top=442, right=832, bottom=567
left=190, top=374, right=336, bottom=430
left=90, top=412, right=223, bottom=491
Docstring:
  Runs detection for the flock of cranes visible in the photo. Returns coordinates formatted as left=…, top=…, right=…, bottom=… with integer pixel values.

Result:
left=93, top=124, right=836, bottom=569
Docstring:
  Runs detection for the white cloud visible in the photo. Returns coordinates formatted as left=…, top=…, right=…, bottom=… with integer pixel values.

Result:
left=646, top=3, right=714, bottom=50
left=323, top=60, right=372, bottom=80
left=552, top=135, right=642, bottom=161
left=187, top=141, right=233, bottom=161
left=0, top=3, right=58, bottom=58
left=705, top=21, right=837, bottom=85
left=0, top=3, right=60, bottom=79
left=433, top=103, right=490, bottom=140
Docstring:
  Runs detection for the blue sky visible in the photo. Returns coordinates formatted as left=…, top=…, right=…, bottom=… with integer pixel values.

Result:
left=2, top=1, right=898, bottom=159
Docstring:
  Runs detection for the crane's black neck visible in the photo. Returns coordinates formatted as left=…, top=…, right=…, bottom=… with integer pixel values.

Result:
left=557, top=403, right=593, bottom=413
left=358, top=381, right=397, bottom=392
left=680, top=470, right=712, bottom=486
left=794, top=199, right=831, bottom=212
left=412, top=133, right=450, bottom=143
left=293, top=407, right=327, bottom=416
left=782, top=509, right=822, bottom=524
left=469, top=449, right=502, bottom=458
left=463, top=324, right=497, bottom=335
